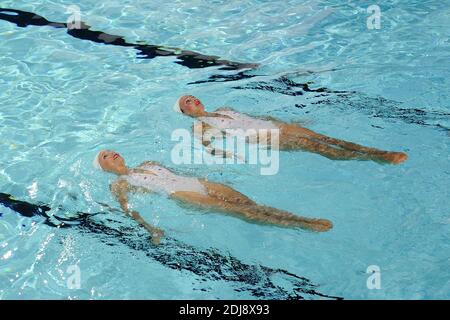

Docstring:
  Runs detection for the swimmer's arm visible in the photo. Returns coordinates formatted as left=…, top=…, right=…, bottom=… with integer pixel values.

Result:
left=254, top=115, right=286, bottom=126
left=110, top=179, right=131, bottom=212
left=258, top=115, right=281, bottom=122
left=110, top=179, right=164, bottom=245
left=192, top=122, right=241, bottom=160
left=138, top=160, right=163, bottom=167
left=256, top=115, right=312, bottom=128
left=128, top=211, right=164, bottom=245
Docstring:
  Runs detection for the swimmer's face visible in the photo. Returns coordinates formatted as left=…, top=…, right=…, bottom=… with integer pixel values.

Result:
left=98, top=150, right=125, bottom=173
left=179, top=95, right=205, bottom=116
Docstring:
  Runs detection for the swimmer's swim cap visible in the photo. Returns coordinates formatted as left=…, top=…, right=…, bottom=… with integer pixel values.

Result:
left=93, top=151, right=102, bottom=170
left=173, top=96, right=183, bottom=113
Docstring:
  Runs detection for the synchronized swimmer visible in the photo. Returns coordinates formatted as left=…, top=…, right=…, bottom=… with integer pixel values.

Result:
left=173, top=95, right=408, bottom=164
left=93, top=150, right=333, bottom=244
left=90, top=97, right=408, bottom=244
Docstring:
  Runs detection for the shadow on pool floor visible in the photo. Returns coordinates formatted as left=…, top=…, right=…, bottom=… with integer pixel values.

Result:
left=0, top=192, right=342, bottom=300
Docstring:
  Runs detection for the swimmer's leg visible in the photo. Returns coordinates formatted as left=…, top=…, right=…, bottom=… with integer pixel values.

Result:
left=279, top=124, right=407, bottom=164
left=237, top=204, right=333, bottom=232
left=280, top=136, right=378, bottom=161
left=172, top=181, right=332, bottom=232
left=307, top=132, right=407, bottom=164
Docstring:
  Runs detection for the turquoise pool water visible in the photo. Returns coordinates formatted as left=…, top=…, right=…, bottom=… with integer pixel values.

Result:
left=0, top=0, right=449, bottom=299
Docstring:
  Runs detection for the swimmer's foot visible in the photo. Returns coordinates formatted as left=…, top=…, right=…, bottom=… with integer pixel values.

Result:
left=305, top=218, right=333, bottom=232
left=380, top=152, right=408, bottom=165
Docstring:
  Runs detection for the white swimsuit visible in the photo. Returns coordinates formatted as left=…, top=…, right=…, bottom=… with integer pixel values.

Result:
left=122, top=164, right=207, bottom=196
left=197, top=110, right=279, bottom=154
left=198, top=110, right=278, bottom=132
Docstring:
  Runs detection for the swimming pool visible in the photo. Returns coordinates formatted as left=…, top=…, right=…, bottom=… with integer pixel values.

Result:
left=0, top=0, right=449, bottom=299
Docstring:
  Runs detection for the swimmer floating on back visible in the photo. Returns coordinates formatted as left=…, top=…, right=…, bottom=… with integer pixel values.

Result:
left=173, top=95, right=408, bottom=164
left=94, top=150, right=333, bottom=244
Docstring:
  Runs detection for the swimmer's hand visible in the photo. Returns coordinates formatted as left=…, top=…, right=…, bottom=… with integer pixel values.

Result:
left=129, top=210, right=164, bottom=245
left=146, top=225, right=165, bottom=246
left=208, top=147, right=245, bottom=163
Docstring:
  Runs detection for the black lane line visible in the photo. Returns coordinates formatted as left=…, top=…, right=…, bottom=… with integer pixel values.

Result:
left=0, top=8, right=350, bottom=88
left=4, top=5, right=444, bottom=131
left=0, top=192, right=342, bottom=300
left=232, top=76, right=450, bottom=132
left=232, top=75, right=351, bottom=96
left=0, top=7, right=258, bottom=71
